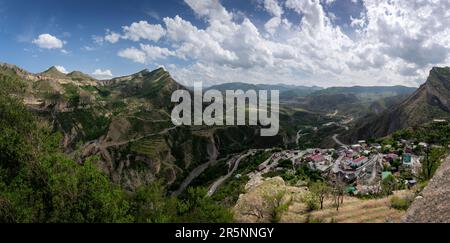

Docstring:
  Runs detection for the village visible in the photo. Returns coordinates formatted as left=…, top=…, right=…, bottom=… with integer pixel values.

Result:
left=247, top=138, right=429, bottom=196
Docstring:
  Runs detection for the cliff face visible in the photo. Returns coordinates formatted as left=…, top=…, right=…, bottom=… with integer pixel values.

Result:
left=344, top=67, right=450, bottom=142
left=402, top=156, right=450, bottom=223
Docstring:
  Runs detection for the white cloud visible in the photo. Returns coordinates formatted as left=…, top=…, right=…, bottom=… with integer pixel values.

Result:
left=140, top=44, right=174, bottom=60
left=109, top=0, right=450, bottom=87
left=32, top=34, right=64, bottom=49
left=55, top=65, right=68, bottom=74
left=105, top=30, right=120, bottom=43
left=263, top=0, right=283, bottom=17
left=92, top=69, right=113, bottom=79
left=118, top=44, right=174, bottom=64
left=122, top=21, right=166, bottom=42
left=184, top=0, right=233, bottom=23
left=118, top=47, right=147, bottom=64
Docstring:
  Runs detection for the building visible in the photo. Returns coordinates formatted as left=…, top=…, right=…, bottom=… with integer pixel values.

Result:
left=351, top=144, right=362, bottom=151
left=385, top=153, right=399, bottom=162
left=403, top=153, right=412, bottom=165
left=349, top=156, right=368, bottom=168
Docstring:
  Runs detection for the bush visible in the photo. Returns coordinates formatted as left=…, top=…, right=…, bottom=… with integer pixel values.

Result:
left=390, top=195, right=414, bottom=211
left=302, top=192, right=319, bottom=211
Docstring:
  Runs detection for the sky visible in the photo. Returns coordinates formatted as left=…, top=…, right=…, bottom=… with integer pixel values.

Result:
left=1, top=0, right=450, bottom=87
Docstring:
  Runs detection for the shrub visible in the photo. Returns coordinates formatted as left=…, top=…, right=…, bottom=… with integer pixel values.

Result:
left=302, top=192, right=319, bottom=211
left=390, top=195, right=414, bottom=211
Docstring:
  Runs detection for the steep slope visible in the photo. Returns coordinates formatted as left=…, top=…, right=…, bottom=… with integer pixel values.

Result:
left=345, top=67, right=450, bottom=141
left=403, top=156, right=450, bottom=223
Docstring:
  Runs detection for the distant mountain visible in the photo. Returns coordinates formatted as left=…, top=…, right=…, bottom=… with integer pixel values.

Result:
left=345, top=67, right=450, bottom=141
left=67, top=71, right=97, bottom=82
left=206, top=82, right=323, bottom=100
left=313, top=85, right=416, bottom=96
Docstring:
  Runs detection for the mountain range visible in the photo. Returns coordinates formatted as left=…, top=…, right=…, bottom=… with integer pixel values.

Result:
left=1, top=62, right=449, bottom=192
left=344, top=67, right=450, bottom=142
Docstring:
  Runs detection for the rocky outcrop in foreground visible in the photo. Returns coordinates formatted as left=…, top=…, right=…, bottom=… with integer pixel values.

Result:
left=402, top=156, right=450, bottom=223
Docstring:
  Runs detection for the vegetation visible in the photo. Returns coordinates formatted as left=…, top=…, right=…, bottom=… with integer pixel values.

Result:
left=390, top=195, right=414, bottom=211
left=0, top=74, right=232, bottom=223
left=420, top=147, right=447, bottom=181
left=310, top=181, right=331, bottom=210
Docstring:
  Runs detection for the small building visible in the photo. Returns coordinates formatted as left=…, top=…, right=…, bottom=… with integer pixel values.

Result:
left=349, top=156, right=368, bottom=168
left=385, top=153, right=399, bottom=162
left=257, top=164, right=267, bottom=172
left=351, top=144, right=362, bottom=151
left=372, top=143, right=382, bottom=151
left=403, top=153, right=412, bottom=165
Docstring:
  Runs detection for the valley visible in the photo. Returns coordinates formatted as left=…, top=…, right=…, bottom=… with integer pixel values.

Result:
left=1, top=62, right=449, bottom=223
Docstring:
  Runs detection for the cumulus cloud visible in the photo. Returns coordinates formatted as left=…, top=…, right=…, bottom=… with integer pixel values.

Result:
left=118, top=47, right=147, bottom=64
left=104, top=31, right=120, bottom=43
left=118, top=44, right=174, bottom=64
left=55, top=65, right=68, bottom=74
left=92, top=69, right=113, bottom=79
left=122, top=21, right=166, bottom=42
left=108, top=0, right=450, bottom=87
left=32, top=34, right=64, bottom=49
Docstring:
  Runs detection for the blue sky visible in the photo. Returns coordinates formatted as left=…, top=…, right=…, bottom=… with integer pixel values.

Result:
left=0, top=0, right=449, bottom=87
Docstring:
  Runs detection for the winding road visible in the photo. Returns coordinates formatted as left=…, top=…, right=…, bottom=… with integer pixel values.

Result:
left=172, top=137, right=219, bottom=197
left=332, top=134, right=347, bottom=147
left=206, top=151, right=254, bottom=197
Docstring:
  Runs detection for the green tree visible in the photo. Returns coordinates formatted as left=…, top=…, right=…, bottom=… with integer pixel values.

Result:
left=310, top=181, right=331, bottom=210
left=130, top=182, right=178, bottom=223
left=420, top=147, right=447, bottom=180
left=178, top=187, right=233, bottom=223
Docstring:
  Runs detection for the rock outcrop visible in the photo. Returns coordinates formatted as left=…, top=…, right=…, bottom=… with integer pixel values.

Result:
left=402, top=156, right=450, bottom=223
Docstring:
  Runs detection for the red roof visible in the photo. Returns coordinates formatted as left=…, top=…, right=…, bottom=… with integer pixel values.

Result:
left=311, top=154, right=324, bottom=162
left=353, top=156, right=367, bottom=164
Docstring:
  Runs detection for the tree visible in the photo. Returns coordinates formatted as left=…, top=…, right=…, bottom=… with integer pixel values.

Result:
left=310, top=181, right=331, bottom=210
left=278, top=159, right=293, bottom=169
left=263, top=190, right=292, bottom=223
left=420, top=147, right=446, bottom=180
left=332, top=180, right=346, bottom=211
left=130, top=182, right=178, bottom=223
left=239, top=190, right=292, bottom=223
left=178, top=187, right=233, bottom=223
left=381, top=174, right=397, bottom=196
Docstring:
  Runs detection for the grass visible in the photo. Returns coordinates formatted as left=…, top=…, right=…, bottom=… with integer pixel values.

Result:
left=282, top=193, right=407, bottom=223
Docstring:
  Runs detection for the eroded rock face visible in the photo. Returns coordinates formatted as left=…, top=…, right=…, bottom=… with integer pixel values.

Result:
left=402, top=156, right=450, bottom=223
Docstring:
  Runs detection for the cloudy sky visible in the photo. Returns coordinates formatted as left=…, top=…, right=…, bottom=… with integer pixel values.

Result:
left=1, top=0, right=450, bottom=87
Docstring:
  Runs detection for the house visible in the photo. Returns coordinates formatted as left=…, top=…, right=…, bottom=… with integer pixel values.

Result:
left=351, top=144, right=362, bottom=151
left=349, top=156, right=368, bottom=168
left=403, top=153, right=412, bottom=165
left=310, top=154, right=325, bottom=163
left=257, top=164, right=267, bottom=172
left=385, top=153, right=399, bottom=162
left=371, top=143, right=382, bottom=151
